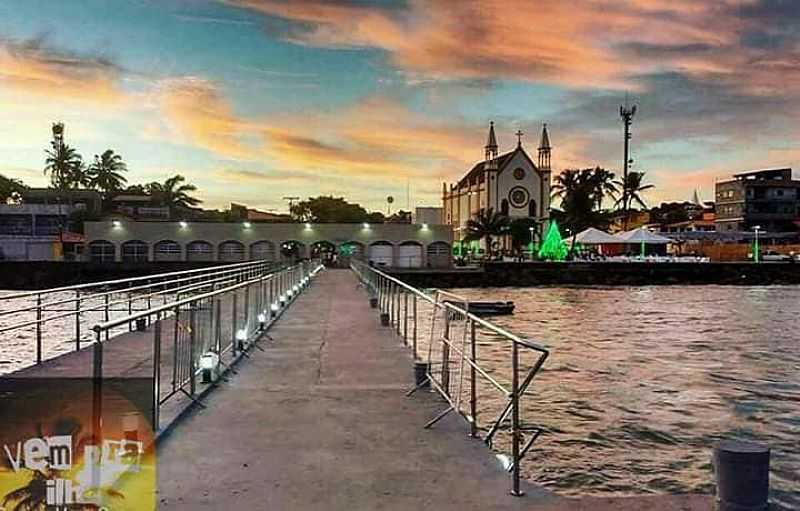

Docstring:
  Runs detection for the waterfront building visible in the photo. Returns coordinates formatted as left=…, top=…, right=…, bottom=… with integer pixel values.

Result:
left=85, top=220, right=453, bottom=268
left=0, top=189, right=98, bottom=260
left=715, top=168, right=800, bottom=232
left=442, top=123, right=552, bottom=247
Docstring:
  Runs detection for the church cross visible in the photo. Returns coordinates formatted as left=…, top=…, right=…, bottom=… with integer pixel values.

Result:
left=515, top=130, right=524, bottom=147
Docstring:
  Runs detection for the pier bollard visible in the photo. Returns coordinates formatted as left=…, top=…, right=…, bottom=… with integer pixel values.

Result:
left=369, top=296, right=378, bottom=308
left=380, top=312, right=390, bottom=326
left=135, top=318, right=147, bottom=332
left=713, top=440, right=770, bottom=511
left=414, top=361, right=430, bottom=388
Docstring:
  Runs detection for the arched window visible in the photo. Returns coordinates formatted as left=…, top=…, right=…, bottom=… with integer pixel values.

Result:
left=339, top=241, right=365, bottom=259
left=250, top=241, right=276, bottom=261
left=426, top=241, right=451, bottom=269
left=154, top=240, right=182, bottom=262
left=88, top=240, right=115, bottom=263
left=219, top=240, right=245, bottom=262
left=186, top=241, right=214, bottom=262
left=529, top=199, right=537, bottom=218
left=121, top=240, right=148, bottom=262
left=368, top=241, right=393, bottom=267
left=397, top=241, right=423, bottom=268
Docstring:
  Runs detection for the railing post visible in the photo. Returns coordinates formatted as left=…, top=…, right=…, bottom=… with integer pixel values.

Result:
left=172, top=306, right=180, bottom=392
left=403, top=291, right=408, bottom=345
left=214, top=297, right=222, bottom=353
left=128, top=281, right=134, bottom=331
left=104, top=293, right=110, bottom=341
left=75, top=291, right=81, bottom=351
left=153, top=315, right=162, bottom=432
left=442, top=310, right=451, bottom=396
left=35, top=294, right=42, bottom=365
left=412, top=294, right=418, bottom=359
left=470, top=319, right=478, bottom=438
left=232, top=292, right=238, bottom=357
left=189, top=304, right=197, bottom=396
left=511, top=339, right=523, bottom=496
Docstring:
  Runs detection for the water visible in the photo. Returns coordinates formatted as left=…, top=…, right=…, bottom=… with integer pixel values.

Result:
left=447, top=285, right=799, bottom=509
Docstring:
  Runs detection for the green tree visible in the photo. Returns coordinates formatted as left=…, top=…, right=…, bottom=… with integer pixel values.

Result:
left=0, top=173, right=26, bottom=203
left=88, top=149, right=128, bottom=198
left=538, top=219, right=568, bottom=261
left=508, top=217, right=540, bottom=251
left=551, top=167, right=618, bottom=236
left=44, top=135, right=85, bottom=190
left=464, top=208, right=510, bottom=258
left=614, top=171, right=654, bottom=211
left=291, top=196, right=371, bottom=223
left=147, top=174, right=202, bottom=211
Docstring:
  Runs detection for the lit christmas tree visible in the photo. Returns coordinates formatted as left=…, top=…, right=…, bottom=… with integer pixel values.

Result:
left=537, top=220, right=568, bottom=261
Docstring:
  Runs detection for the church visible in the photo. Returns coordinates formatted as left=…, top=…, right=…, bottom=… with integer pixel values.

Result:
left=442, top=122, right=552, bottom=249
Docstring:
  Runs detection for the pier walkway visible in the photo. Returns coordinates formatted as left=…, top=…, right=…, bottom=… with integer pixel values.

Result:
left=155, top=269, right=710, bottom=511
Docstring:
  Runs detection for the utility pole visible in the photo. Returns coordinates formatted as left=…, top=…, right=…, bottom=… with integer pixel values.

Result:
left=620, top=99, right=637, bottom=230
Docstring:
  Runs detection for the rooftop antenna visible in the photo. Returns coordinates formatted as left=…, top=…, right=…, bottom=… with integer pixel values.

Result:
left=620, top=93, right=637, bottom=230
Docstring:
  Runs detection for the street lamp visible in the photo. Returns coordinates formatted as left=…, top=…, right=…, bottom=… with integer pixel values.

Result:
left=753, top=225, right=761, bottom=263
left=528, top=226, right=535, bottom=258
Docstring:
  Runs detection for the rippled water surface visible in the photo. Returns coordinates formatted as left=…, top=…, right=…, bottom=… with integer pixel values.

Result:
left=446, top=285, right=798, bottom=508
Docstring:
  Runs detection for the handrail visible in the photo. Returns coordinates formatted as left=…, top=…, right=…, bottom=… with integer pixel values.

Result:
left=0, top=258, right=272, bottom=301
left=350, top=258, right=551, bottom=497
left=352, top=260, right=548, bottom=352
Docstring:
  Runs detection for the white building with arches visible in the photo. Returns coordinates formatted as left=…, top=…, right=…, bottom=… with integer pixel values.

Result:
left=85, top=220, right=453, bottom=268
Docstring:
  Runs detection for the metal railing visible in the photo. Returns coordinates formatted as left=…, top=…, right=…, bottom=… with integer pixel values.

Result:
left=351, top=259, right=550, bottom=496
left=90, top=261, right=324, bottom=432
left=0, top=260, right=281, bottom=371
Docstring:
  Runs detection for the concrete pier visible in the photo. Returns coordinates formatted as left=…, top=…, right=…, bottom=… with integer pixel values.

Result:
left=154, top=270, right=712, bottom=510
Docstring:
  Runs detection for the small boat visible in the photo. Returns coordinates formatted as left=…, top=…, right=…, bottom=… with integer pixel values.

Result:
left=444, top=300, right=515, bottom=316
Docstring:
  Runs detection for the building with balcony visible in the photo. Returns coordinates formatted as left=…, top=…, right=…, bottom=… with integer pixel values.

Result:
left=715, top=168, right=800, bottom=232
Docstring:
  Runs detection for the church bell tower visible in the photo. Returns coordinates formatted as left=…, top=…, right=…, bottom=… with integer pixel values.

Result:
left=538, top=123, right=551, bottom=171
left=485, top=121, right=498, bottom=170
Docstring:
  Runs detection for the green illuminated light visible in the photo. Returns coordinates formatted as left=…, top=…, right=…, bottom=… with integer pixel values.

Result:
left=537, top=220, right=567, bottom=261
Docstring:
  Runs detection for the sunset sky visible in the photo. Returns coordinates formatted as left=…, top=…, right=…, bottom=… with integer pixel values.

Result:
left=1, top=0, right=798, bottom=212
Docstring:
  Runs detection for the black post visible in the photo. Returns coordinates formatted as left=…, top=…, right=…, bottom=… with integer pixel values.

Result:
left=714, top=440, right=770, bottom=511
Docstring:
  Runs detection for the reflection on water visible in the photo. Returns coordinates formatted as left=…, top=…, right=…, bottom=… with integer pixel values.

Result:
left=451, top=285, right=799, bottom=510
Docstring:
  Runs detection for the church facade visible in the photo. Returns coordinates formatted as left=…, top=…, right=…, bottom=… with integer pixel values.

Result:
left=442, top=122, right=552, bottom=247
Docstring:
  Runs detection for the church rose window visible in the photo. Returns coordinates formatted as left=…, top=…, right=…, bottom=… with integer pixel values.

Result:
left=513, top=167, right=525, bottom=180
left=509, top=186, right=529, bottom=208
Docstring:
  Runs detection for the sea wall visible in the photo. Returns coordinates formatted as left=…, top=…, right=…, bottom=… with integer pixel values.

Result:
left=0, top=261, right=232, bottom=290
left=388, top=262, right=800, bottom=288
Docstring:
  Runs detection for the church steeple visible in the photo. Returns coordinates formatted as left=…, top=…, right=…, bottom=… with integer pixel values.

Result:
left=538, top=123, right=551, bottom=171
left=485, top=121, right=498, bottom=159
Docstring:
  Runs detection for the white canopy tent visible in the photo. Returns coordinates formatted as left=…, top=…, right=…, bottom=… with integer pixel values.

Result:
left=614, top=227, right=672, bottom=244
left=571, top=227, right=621, bottom=245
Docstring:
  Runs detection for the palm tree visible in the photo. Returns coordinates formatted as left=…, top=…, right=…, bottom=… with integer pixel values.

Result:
left=464, top=208, right=510, bottom=258
left=147, top=174, right=202, bottom=212
left=586, top=167, right=618, bottom=210
left=614, top=171, right=654, bottom=210
left=2, top=469, right=49, bottom=510
left=88, top=150, right=128, bottom=198
left=44, top=140, right=85, bottom=190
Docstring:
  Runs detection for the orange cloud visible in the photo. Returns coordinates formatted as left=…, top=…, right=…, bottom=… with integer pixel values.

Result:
left=0, top=38, right=126, bottom=104
left=224, top=0, right=763, bottom=91
left=157, top=77, right=257, bottom=160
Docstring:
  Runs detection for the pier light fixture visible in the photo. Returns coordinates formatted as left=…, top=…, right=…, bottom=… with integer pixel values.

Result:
left=287, top=288, right=294, bottom=297
left=236, top=329, right=247, bottom=341
left=292, top=284, right=299, bottom=294
left=243, top=221, right=252, bottom=229
left=199, top=352, right=220, bottom=383
left=271, top=302, right=279, bottom=311
left=179, top=220, right=188, bottom=228
left=421, top=223, right=429, bottom=230
left=362, top=222, right=370, bottom=229
left=112, top=220, right=122, bottom=228
left=305, top=223, right=312, bottom=230
left=257, top=312, right=266, bottom=323
left=279, top=294, right=287, bottom=304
